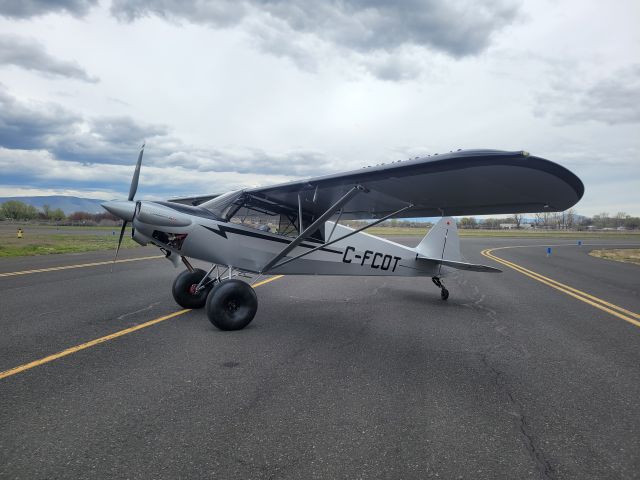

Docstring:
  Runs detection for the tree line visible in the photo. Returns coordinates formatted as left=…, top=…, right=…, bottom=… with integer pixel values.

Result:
left=351, top=209, right=640, bottom=231
left=0, top=200, right=118, bottom=224
left=457, top=210, right=639, bottom=230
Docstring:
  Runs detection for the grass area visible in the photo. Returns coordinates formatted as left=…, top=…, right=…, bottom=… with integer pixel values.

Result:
left=0, top=231, right=139, bottom=257
left=589, top=248, right=640, bottom=266
left=2, top=224, right=119, bottom=231
left=363, top=227, right=428, bottom=236
left=36, top=224, right=119, bottom=230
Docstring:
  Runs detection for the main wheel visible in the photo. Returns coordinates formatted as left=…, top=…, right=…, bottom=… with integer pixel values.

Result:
left=441, top=288, right=449, bottom=301
left=172, top=269, right=212, bottom=309
left=206, top=279, right=258, bottom=331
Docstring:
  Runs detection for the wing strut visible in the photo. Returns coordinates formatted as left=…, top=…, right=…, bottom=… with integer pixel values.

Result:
left=297, top=193, right=304, bottom=232
left=265, top=202, right=413, bottom=273
left=326, top=208, right=343, bottom=242
left=260, top=185, right=365, bottom=273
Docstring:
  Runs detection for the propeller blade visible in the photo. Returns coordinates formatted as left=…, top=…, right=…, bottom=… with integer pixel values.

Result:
left=127, top=143, right=145, bottom=201
left=112, top=221, right=128, bottom=271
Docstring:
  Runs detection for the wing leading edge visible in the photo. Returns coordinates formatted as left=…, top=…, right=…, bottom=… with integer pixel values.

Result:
left=243, top=149, right=584, bottom=220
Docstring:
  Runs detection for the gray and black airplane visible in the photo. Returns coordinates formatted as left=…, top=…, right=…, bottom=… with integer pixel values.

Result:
left=103, top=147, right=583, bottom=331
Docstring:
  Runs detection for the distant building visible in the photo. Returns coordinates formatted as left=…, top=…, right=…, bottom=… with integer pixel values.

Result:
left=499, top=223, right=532, bottom=230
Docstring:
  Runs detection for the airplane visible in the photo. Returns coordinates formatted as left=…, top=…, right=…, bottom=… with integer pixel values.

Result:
left=102, top=147, right=584, bottom=331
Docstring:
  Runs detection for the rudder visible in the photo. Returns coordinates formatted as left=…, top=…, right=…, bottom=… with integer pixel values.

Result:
left=414, top=217, right=461, bottom=262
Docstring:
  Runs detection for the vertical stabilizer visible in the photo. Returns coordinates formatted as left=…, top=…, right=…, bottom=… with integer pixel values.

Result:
left=414, top=217, right=461, bottom=262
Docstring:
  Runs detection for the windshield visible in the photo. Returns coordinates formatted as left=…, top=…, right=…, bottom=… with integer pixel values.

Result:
left=200, top=190, right=244, bottom=219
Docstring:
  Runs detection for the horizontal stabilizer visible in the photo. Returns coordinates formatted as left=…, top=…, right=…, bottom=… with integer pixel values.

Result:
left=415, top=217, right=501, bottom=273
left=416, top=256, right=502, bottom=273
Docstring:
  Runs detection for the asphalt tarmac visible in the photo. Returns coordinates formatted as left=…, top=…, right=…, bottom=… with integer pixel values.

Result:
left=1, top=237, right=639, bottom=479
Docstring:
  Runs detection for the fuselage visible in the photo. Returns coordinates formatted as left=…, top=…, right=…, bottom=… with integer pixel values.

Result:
left=130, top=200, right=442, bottom=277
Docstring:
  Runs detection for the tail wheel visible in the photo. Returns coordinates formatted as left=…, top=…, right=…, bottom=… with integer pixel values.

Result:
left=172, top=269, right=212, bottom=309
left=206, top=279, right=258, bottom=331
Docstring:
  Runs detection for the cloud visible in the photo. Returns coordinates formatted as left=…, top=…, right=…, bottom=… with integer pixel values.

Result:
left=0, top=147, right=295, bottom=198
left=0, top=0, right=98, bottom=18
left=255, top=0, right=519, bottom=57
left=0, top=85, right=80, bottom=149
left=0, top=34, right=98, bottom=82
left=0, top=185, right=121, bottom=201
left=0, top=84, right=166, bottom=162
left=0, top=86, right=337, bottom=198
left=110, top=0, right=521, bottom=79
left=359, top=47, right=427, bottom=81
left=111, top=0, right=248, bottom=27
left=159, top=147, right=340, bottom=176
left=47, top=118, right=169, bottom=165
left=535, top=64, right=640, bottom=125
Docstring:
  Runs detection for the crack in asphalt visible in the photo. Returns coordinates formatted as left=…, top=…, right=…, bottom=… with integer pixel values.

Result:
left=116, top=302, right=161, bottom=322
left=457, top=272, right=554, bottom=480
left=480, top=353, right=555, bottom=480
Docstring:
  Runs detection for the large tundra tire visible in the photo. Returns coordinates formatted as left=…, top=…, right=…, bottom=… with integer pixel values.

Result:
left=206, top=279, right=258, bottom=331
left=172, top=269, right=211, bottom=309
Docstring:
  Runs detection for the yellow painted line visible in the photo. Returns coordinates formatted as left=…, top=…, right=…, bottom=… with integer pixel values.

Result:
left=0, top=309, right=190, bottom=380
left=0, top=275, right=285, bottom=381
left=252, top=274, right=284, bottom=288
left=0, top=255, right=163, bottom=277
left=485, top=247, right=640, bottom=321
left=481, top=248, right=640, bottom=328
left=484, top=250, right=640, bottom=327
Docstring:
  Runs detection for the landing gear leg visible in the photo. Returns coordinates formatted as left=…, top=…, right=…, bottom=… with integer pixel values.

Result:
left=432, top=276, right=449, bottom=301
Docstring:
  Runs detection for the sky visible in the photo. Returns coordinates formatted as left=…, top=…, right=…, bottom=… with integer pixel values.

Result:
left=0, top=0, right=638, bottom=217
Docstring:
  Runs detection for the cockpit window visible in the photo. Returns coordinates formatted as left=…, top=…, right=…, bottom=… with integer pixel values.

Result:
left=200, top=190, right=244, bottom=219
left=201, top=191, right=321, bottom=240
left=229, top=205, right=299, bottom=237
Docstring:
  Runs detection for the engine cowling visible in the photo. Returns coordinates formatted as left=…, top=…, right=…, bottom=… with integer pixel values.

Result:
left=136, top=202, right=193, bottom=228
left=132, top=229, right=150, bottom=246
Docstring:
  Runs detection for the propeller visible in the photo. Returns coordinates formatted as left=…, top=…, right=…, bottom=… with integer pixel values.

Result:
left=108, top=144, right=145, bottom=269
left=128, top=144, right=144, bottom=202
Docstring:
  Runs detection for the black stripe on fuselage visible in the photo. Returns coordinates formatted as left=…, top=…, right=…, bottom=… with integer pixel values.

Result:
left=201, top=224, right=342, bottom=254
left=156, top=200, right=340, bottom=254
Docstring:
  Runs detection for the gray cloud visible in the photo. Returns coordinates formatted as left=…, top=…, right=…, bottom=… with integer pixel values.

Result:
left=0, top=85, right=165, bottom=162
left=535, top=64, right=640, bottom=125
left=0, top=85, right=334, bottom=177
left=255, top=0, right=519, bottom=57
left=0, top=0, right=98, bottom=18
left=91, top=117, right=168, bottom=145
left=159, top=148, right=337, bottom=176
left=0, top=34, right=98, bottom=82
left=111, top=0, right=521, bottom=78
left=49, top=116, right=169, bottom=165
left=111, top=0, right=247, bottom=26
left=361, top=49, right=426, bottom=81
left=0, top=85, right=80, bottom=149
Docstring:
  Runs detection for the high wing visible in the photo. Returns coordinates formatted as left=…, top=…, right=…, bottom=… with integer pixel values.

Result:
left=239, top=149, right=583, bottom=220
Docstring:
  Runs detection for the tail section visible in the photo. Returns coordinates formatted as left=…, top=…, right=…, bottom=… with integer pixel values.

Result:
left=415, top=217, right=461, bottom=262
left=415, top=217, right=501, bottom=273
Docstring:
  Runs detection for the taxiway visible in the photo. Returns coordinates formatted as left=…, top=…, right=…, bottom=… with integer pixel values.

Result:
left=1, top=237, right=638, bottom=479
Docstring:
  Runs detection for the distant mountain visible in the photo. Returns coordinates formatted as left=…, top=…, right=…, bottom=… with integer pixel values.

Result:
left=0, top=196, right=106, bottom=215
